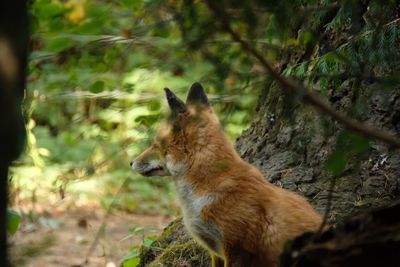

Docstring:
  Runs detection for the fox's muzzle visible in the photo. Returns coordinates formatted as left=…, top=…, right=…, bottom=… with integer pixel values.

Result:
left=130, top=160, right=170, bottom=177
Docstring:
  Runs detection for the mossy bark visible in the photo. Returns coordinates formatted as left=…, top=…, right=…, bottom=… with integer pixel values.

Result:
left=139, top=219, right=209, bottom=267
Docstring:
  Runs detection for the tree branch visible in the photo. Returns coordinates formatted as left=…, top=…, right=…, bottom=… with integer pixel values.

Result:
left=205, top=1, right=400, bottom=148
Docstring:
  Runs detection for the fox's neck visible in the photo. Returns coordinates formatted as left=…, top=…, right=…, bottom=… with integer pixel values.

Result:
left=181, top=138, right=242, bottom=191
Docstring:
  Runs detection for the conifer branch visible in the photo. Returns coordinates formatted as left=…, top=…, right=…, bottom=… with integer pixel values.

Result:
left=206, top=1, right=400, bottom=148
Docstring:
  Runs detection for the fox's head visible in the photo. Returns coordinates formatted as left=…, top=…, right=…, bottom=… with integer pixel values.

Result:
left=130, top=82, right=236, bottom=178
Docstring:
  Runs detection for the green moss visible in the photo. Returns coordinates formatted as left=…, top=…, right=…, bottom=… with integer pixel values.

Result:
left=148, top=240, right=209, bottom=267
left=139, top=218, right=210, bottom=267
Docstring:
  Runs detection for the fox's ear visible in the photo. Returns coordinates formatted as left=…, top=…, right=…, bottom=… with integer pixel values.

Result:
left=164, top=88, right=187, bottom=117
left=186, top=82, right=209, bottom=107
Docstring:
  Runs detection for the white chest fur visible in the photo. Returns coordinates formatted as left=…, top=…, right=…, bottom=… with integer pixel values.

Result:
left=174, top=179, right=214, bottom=220
left=174, top=179, right=224, bottom=256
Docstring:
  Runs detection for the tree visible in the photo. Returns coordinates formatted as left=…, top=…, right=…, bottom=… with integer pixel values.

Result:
left=0, top=1, right=29, bottom=266
left=136, top=0, right=400, bottom=266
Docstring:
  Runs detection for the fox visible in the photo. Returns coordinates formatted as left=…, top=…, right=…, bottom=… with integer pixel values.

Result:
left=130, top=83, right=322, bottom=267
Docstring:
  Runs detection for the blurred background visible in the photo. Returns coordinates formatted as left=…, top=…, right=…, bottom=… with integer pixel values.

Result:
left=8, top=0, right=260, bottom=266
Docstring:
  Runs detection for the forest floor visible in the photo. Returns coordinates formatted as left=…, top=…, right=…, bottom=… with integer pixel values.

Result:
left=9, top=199, right=172, bottom=267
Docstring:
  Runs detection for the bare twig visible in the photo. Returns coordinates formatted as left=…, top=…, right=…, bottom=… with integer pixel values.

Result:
left=205, top=1, right=400, bottom=148
left=82, top=177, right=130, bottom=265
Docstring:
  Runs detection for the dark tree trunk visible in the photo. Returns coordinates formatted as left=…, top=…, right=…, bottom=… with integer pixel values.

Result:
left=0, top=1, right=29, bottom=266
left=280, top=201, right=400, bottom=267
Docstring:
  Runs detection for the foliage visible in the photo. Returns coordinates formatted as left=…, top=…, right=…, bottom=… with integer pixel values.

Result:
left=326, top=131, right=369, bottom=176
left=12, top=0, right=260, bottom=217
left=121, top=226, right=159, bottom=267
left=7, top=209, right=21, bottom=235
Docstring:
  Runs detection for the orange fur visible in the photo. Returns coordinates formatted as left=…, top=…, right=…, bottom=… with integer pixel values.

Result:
left=131, top=84, right=322, bottom=267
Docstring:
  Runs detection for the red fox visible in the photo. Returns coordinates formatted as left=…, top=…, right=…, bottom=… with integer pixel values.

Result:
left=130, top=83, right=322, bottom=267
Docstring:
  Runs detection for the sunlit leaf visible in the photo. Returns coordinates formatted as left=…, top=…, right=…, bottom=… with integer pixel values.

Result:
left=143, top=236, right=157, bottom=248
left=135, top=114, right=161, bottom=127
left=7, top=210, right=21, bottom=235
left=64, top=0, right=86, bottom=23
left=123, top=250, right=140, bottom=261
left=131, top=226, right=144, bottom=235
left=122, top=257, right=140, bottom=267
left=33, top=0, right=66, bottom=19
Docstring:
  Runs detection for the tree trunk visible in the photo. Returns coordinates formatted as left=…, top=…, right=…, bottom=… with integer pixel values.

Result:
left=236, top=79, right=400, bottom=222
left=0, top=1, right=29, bottom=266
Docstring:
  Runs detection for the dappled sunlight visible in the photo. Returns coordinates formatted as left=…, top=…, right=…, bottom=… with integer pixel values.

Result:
left=123, top=68, right=188, bottom=94
left=9, top=201, right=172, bottom=267
left=10, top=0, right=258, bottom=266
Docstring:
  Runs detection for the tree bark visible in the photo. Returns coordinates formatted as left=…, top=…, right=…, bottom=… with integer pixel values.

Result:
left=236, top=79, right=400, bottom=223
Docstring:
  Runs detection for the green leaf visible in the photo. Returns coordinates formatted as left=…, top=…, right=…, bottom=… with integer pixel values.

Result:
left=347, top=133, right=369, bottom=154
left=90, top=80, right=105, bottom=93
left=119, top=0, right=141, bottom=9
left=284, top=66, right=292, bottom=76
left=47, top=37, right=73, bottom=53
left=326, top=150, right=347, bottom=176
left=33, top=0, right=66, bottom=19
left=337, top=131, right=369, bottom=154
left=299, top=31, right=314, bottom=47
left=123, top=250, right=140, bottom=261
left=131, top=226, right=144, bottom=235
left=148, top=100, right=161, bottom=111
left=143, top=236, right=156, bottom=248
left=320, top=77, right=328, bottom=92
left=122, top=257, right=140, bottom=267
left=135, top=114, right=160, bottom=126
left=7, top=209, right=21, bottom=235
left=295, top=63, right=307, bottom=78
left=324, top=52, right=342, bottom=64
left=104, top=49, right=118, bottom=64
left=76, top=21, right=102, bottom=35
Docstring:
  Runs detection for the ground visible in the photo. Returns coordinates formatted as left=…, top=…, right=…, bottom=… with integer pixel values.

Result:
left=9, top=200, right=172, bottom=267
